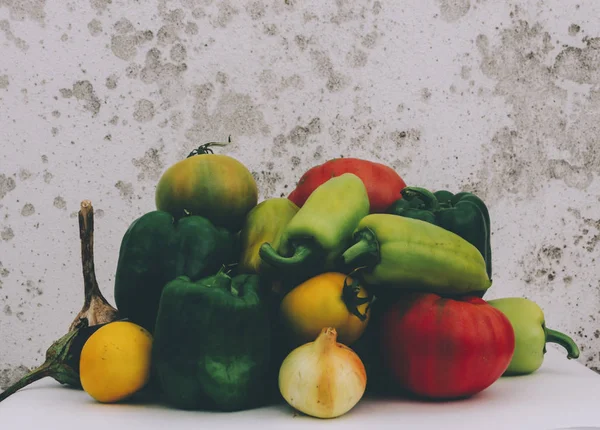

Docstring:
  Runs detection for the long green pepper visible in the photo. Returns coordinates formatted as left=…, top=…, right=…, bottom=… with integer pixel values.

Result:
left=387, top=186, right=492, bottom=279
left=259, top=173, right=370, bottom=272
left=342, top=214, right=491, bottom=295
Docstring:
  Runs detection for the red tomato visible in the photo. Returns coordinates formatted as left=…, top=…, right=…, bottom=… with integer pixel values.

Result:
left=287, top=158, right=407, bottom=213
left=380, top=293, right=515, bottom=399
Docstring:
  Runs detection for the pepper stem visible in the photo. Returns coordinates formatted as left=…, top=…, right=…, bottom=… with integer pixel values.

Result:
left=545, top=327, right=580, bottom=359
left=341, top=228, right=380, bottom=268
left=0, top=364, right=53, bottom=402
left=258, top=243, right=313, bottom=269
left=401, top=186, right=440, bottom=211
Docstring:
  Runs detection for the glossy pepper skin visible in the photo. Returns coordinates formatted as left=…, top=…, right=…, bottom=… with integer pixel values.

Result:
left=387, top=187, right=492, bottom=280
left=287, top=157, right=407, bottom=213
left=113, top=211, right=237, bottom=332
left=259, top=173, right=370, bottom=273
left=238, top=198, right=299, bottom=275
left=487, top=297, right=580, bottom=375
left=380, top=292, right=515, bottom=399
left=152, top=272, right=272, bottom=411
left=341, top=214, right=492, bottom=296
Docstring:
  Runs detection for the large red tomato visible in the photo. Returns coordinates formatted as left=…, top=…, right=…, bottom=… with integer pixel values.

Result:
left=379, top=293, right=515, bottom=399
left=287, top=158, right=407, bottom=213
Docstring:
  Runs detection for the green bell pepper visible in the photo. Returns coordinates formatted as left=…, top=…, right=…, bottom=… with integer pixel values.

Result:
left=259, top=173, right=370, bottom=273
left=487, top=297, right=580, bottom=375
left=387, top=186, right=492, bottom=280
left=114, top=210, right=237, bottom=332
left=152, top=271, right=272, bottom=411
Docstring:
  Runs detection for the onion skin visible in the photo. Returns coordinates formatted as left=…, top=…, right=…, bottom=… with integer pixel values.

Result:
left=278, top=327, right=367, bottom=419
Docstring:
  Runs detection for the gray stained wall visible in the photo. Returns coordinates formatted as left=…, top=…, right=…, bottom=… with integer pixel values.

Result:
left=1, top=0, right=600, bottom=389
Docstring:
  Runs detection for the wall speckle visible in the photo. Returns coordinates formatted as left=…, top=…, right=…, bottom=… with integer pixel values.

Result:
left=436, top=0, right=471, bottom=22
left=70, top=80, right=101, bottom=117
left=212, top=1, right=238, bottom=28
left=310, top=49, right=349, bottom=92
left=185, top=88, right=270, bottom=142
left=106, top=74, right=118, bottom=89
left=569, top=24, right=581, bottom=36
left=115, top=180, right=134, bottom=199
left=0, top=74, right=8, bottom=89
left=132, top=146, right=165, bottom=182
left=170, top=43, right=187, bottom=63
left=0, top=0, right=46, bottom=24
left=1, top=227, right=14, bottom=241
left=472, top=18, right=600, bottom=201
left=88, top=18, right=103, bottom=36
left=0, top=366, right=31, bottom=391
left=0, top=20, right=29, bottom=51
left=133, top=99, right=155, bottom=122
left=20, top=203, right=35, bottom=217
left=42, top=171, right=53, bottom=184
left=554, top=38, right=600, bottom=85
left=111, top=19, right=154, bottom=61
left=0, top=174, right=16, bottom=200
left=139, top=48, right=187, bottom=109
left=90, top=0, right=111, bottom=14
left=53, top=196, right=66, bottom=210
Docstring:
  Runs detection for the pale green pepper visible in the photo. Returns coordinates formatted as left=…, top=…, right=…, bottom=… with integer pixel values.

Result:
left=487, top=297, right=580, bottom=375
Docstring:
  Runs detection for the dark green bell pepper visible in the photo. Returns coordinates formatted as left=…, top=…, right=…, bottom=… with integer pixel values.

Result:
left=114, top=210, right=237, bottom=332
left=387, top=186, right=492, bottom=279
left=487, top=297, right=580, bottom=375
left=152, top=271, right=272, bottom=411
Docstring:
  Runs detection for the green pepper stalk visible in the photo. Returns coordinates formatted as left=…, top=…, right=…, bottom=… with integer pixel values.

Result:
left=487, top=297, right=580, bottom=376
left=259, top=173, right=370, bottom=272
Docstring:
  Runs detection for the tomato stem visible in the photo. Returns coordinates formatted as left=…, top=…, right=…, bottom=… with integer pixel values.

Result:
left=187, top=136, right=232, bottom=158
left=342, top=276, right=371, bottom=322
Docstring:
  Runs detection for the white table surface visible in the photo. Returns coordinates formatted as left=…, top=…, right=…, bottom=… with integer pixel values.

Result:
left=1, top=347, right=599, bottom=430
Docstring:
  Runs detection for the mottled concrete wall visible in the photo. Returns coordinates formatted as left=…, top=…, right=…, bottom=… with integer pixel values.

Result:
left=1, top=0, right=600, bottom=388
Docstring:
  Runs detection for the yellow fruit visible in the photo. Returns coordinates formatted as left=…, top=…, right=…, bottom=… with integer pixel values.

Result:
left=79, top=321, right=153, bottom=403
left=280, top=272, right=371, bottom=346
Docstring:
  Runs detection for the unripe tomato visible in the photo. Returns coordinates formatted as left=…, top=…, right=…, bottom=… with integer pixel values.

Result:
left=155, top=143, right=258, bottom=232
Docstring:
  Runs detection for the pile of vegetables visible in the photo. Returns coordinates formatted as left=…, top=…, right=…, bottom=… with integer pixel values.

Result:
left=0, top=142, right=581, bottom=420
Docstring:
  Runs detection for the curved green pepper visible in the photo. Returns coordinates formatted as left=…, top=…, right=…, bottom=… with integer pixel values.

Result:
left=341, top=214, right=491, bottom=295
left=152, top=271, right=272, bottom=411
left=487, top=297, right=580, bottom=375
left=387, top=186, right=492, bottom=280
left=114, top=211, right=237, bottom=332
left=259, top=173, right=370, bottom=272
